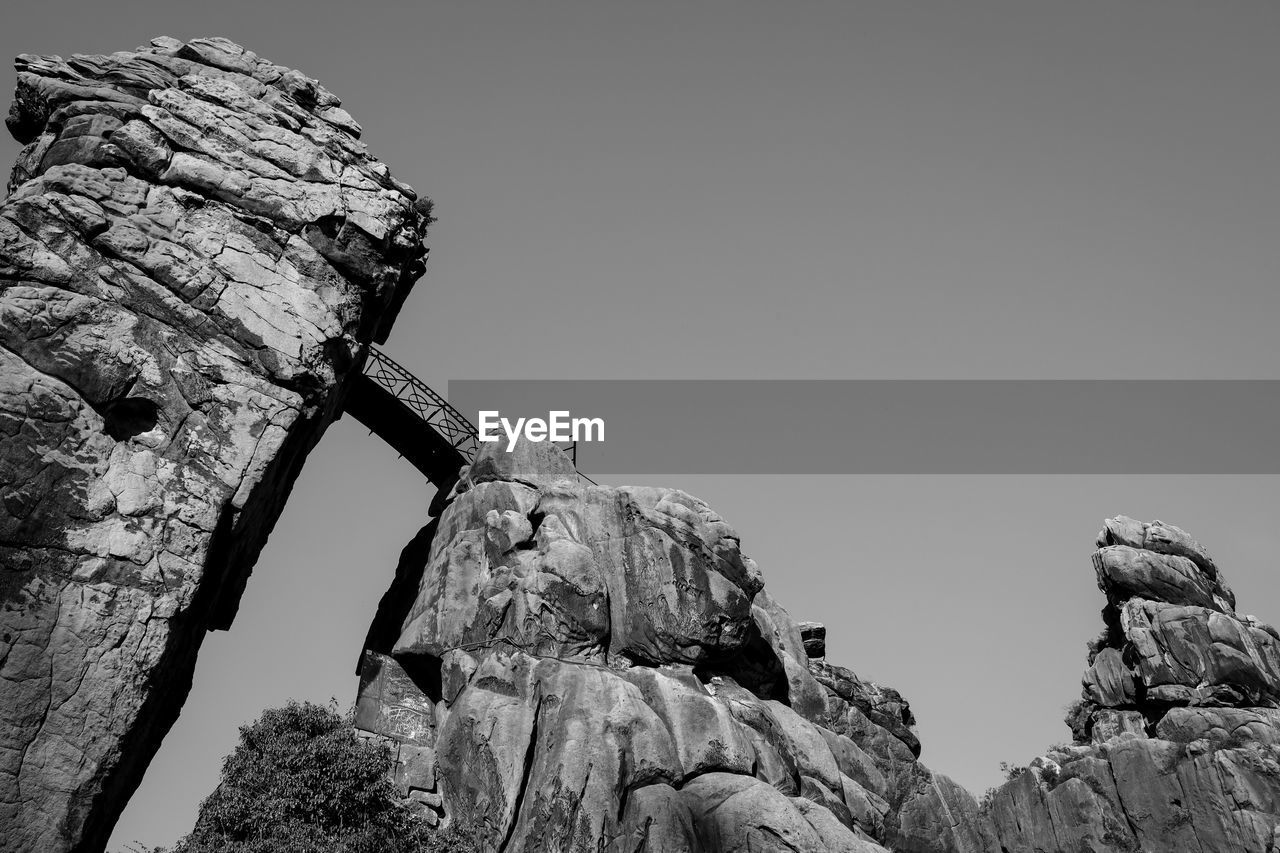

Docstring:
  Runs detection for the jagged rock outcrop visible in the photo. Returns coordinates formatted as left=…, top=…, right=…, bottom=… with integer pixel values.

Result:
left=0, top=37, right=429, bottom=853
left=361, top=481, right=1280, bottom=852
left=356, top=440, right=997, bottom=853
left=986, top=517, right=1280, bottom=852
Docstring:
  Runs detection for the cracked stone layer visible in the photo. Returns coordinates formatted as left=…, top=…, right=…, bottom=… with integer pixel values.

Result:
left=0, top=36, right=428, bottom=853
left=356, top=440, right=998, bottom=853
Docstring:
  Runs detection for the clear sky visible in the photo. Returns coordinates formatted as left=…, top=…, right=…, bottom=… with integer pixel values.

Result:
left=2, top=3, right=1279, bottom=849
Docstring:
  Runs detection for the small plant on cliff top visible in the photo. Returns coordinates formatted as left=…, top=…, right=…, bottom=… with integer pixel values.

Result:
left=999, top=761, right=1027, bottom=781
left=978, top=761, right=1031, bottom=813
left=132, top=700, right=481, bottom=853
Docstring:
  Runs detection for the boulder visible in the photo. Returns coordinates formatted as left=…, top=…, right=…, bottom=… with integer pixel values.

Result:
left=395, top=456, right=765, bottom=667
left=799, top=620, right=827, bottom=658
left=1094, top=545, right=1230, bottom=612
left=1122, top=599, right=1280, bottom=706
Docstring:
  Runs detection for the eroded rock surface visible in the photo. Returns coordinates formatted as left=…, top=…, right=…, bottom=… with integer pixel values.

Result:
left=361, top=486, right=1280, bottom=851
left=0, top=37, right=429, bottom=853
left=357, top=441, right=997, bottom=853
left=986, top=516, right=1280, bottom=852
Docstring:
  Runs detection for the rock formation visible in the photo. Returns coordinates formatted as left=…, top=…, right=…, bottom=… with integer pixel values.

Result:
left=0, top=37, right=428, bottom=853
left=4, top=34, right=1280, bottom=853
left=985, top=517, right=1280, bottom=852
left=355, top=440, right=995, bottom=853
left=358, top=452, right=1280, bottom=853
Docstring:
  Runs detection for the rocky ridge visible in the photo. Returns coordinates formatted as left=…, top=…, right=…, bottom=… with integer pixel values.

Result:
left=0, top=37, right=428, bottom=853
left=358, top=444, right=1280, bottom=852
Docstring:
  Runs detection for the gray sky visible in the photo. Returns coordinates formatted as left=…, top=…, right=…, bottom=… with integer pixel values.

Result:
left=2, top=3, right=1278, bottom=849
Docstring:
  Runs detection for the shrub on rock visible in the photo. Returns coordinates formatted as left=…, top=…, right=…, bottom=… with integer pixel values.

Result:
left=158, top=701, right=480, bottom=853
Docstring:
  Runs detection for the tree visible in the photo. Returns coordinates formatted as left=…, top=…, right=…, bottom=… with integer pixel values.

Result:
left=149, top=700, right=480, bottom=853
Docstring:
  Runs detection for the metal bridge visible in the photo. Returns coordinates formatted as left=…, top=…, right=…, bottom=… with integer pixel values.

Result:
left=344, top=347, right=591, bottom=491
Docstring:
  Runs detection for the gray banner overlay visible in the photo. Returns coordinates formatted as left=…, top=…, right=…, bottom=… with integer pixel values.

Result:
left=446, top=380, right=1280, bottom=474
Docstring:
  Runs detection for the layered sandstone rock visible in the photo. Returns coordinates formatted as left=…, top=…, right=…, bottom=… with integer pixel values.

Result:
left=0, top=37, right=428, bottom=853
left=357, top=441, right=997, bottom=853
left=986, top=517, right=1280, bottom=852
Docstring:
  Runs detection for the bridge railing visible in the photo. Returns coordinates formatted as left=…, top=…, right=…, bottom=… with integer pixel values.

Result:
left=361, top=347, right=480, bottom=462
left=361, top=347, right=597, bottom=485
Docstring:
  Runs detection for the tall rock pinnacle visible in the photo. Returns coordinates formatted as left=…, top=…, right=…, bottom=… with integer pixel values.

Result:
left=987, top=517, right=1280, bottom=852
left=0, top=37, right=429, bottom=852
